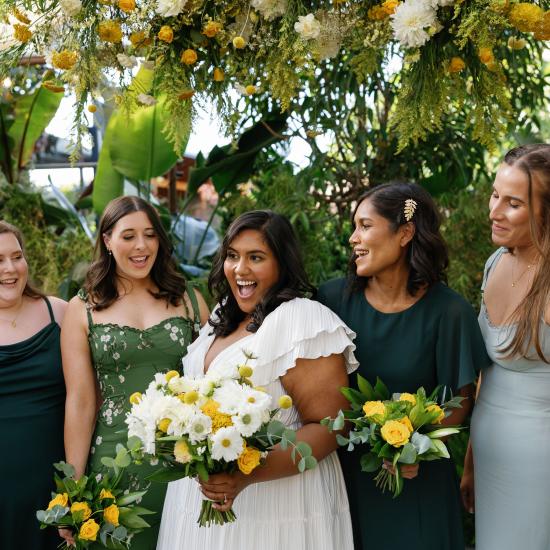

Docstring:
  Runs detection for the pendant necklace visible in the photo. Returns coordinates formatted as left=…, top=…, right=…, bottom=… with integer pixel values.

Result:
left=0, top=301, right=23, bottom=327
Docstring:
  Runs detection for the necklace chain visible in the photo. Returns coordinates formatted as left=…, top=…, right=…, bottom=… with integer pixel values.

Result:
left=0, top=301, right=23, bottom=327
left=511, top=257, right=536, bottom=288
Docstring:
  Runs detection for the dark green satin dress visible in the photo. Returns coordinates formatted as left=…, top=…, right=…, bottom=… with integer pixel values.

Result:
left=317, top=279, right=490, bottom=550
left=0, top=297, right=65, bottom=550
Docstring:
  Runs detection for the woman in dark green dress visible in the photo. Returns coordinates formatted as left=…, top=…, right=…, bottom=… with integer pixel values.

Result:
left=0, top=220, right=67, bottom=550
left=60, top=197, right=208, bottom=549
left=317, top=182, right=490, bottom=550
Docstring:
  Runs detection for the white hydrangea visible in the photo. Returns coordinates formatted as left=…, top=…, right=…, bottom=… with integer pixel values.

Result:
left=250, top=0, right=287, bottom=20
left=59, top=0, right=82, bottom=17
left=294, top=13, right=321, bottom=40
left=211, top=427, right=244, bottom=462
left=156, top=0, right=188, bottom=17
left=390, top=0, right=438, bottom=49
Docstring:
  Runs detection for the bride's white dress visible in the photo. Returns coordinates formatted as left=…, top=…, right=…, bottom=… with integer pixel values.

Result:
left=157, top=297, right=358, bottom=550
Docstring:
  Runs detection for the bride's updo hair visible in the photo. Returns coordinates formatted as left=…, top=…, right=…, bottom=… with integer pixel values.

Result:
left=208, top=210, right=314, bottom=336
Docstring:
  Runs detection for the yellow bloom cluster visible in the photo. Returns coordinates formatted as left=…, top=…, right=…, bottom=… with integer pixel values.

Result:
left=508, top=3, right=543, bottom=33
left=368, top=0, right=398, bottom=20
left=47, top=493, right=68, bottom=509
left=380, top=419, right=411, bottom=447
left=98, top=20, right=123, bottom=43
left=118, top=0, right=135, bottom=13
left=238, top=445, right=262, bottom=474
left=52, top=50, right=78, bottom=70
left=203, top=21, right=222, bottom=38
left=449, top=56, right=466, bottom=73
left=12, top=8, right=30, bottom=24
left=426, top=404, right=445, bottom=424
left=213, top=68, right=225, bottom=81
left=398, top=393, right=416, bottom=405
left=129, top=30, right=150, bottom=47
left=79, top=519, right=100, bottom=541
left=99, top=488, right=115, bottom=500
left=158, top=25, right=174, bottom=43
left=363, top=400, right=386, bottom=422
left=13, top=24, right=32, bottom=43
left=181, top=48, right=198, bottom=65
left=70, top=501, right=92, bottom=520
left=104, top=504, right=120, bottom=526
left=201, top=399, right=233, bottom=431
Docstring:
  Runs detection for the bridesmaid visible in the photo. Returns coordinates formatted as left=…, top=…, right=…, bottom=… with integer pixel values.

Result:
left=0, top=221, right=67, bottom=550
left=60, top=196, right=208, bottom=549
left=462, top=144, right=550, bottom=550
left=317, top=182, right=490, bottom=550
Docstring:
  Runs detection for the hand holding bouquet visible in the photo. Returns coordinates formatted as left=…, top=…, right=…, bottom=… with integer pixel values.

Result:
left=322, top=375, right=463, bottom=497
left=123, top=353, right=317, bottom=526
left=36, top=461, right=153, bottom=549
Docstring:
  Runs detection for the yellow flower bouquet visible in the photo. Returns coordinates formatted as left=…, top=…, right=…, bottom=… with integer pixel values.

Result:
left=322, top=375, right=463, bottom=497
left=36, top=461, right=153, bottom=549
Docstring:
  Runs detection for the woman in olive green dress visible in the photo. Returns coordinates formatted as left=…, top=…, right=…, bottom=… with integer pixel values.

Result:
left=0, top=221, right=67, bottom=550
left=60, top=196, right=208, bottom=549
left=317, top=182, right=490, bottom=550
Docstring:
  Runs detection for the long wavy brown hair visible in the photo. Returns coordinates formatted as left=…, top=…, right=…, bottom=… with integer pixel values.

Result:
left=500, top=144, right=550, bottom=363
left=83, top=196, right=187, bottom=310
left=0, top=220, right=44, bottom=299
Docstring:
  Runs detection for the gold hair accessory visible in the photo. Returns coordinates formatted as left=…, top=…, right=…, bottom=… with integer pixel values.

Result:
left=404, top=199, right=417, bottom=222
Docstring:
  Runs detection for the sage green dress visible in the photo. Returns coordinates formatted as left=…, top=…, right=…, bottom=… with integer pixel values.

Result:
left=79, top=290, right=200, bottom=550
left=317, top=279, right=490, bottom=550
left=0, top=297, right=65, bottom=550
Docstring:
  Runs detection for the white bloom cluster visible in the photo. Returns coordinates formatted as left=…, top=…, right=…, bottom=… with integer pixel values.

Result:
left=156, top=0, right=188, bottom=17
left=390, top=0, right=441, bottom=49
left=250, top=0, right=287, bottom=21
left=294, top=13, right=321, bottom=40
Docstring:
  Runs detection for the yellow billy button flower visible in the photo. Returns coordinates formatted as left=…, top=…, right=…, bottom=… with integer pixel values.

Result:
left=238, top=445, right=262, bottom=474
left=508, top=2, right=544, bottom=33
left=70, top=501, right=92, bottom=520
left=238, top=365, right=253, bottom=378
left=183, top=390, right=199, bottom=404
left=362, top=400, right=386, bottom=418
left=118, top=0, right=135, bottom=12
left=103, top=504, right=120, bottom=526
left=79, top=519, right=100, bottom=541
left=98, top=20, right=123, bottom=43
left=398, top=392, right=417, bottom=405
left=88, top=104, right=97, bottom=113
left=203, top=21, right=222, bottom=38
left=233, top=36, right=246, bottom=49
left=52, top=50, right=78, bottom=70
left=448, top=56, right=466, bottom=73
left=13, top=24, right=32, bottom=43
left=478, top=47, right=494, bottom=65
left=213, top=68, right=225, bottom=82
left=47, top=493, right=68, bottom=509
left=426, top=404, right=445, bottom=424
left=181, top=49, right=198, bottom=65
left=165, top=370, right=179, bottom=382
left=158, top=418, right=172, bottom=432
left=99, top=488, right=115, bottom=500
left=174, top=439, right=193, bottom=464
left=278, top=395, right=293, bottom=409
left=129, top=392, right=142, bottom=405
left=158, top=25, right=174, bottom=43
left=245, top=85, right=257, bottom=95
left=380, top=419, right=411, bottom=447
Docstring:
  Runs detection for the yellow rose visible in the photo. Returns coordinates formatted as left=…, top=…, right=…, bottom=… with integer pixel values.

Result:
left=448, top=57, right=466, bottom=74
left=398, top=393, right=417, bottom=405
left=381, top=419, right=411, bottom=447
left=118, top=0, right=135, bottom=12
left=79, top=519, right=100, bottom=541
left=181, top=49, right=198, bottom=65
left=98, top=20, right=123, bottom=43
left=70, top=501, right=92, bottom=520
left=47, top=493, right=68, bottom=509
left=233, top=36, right=246, bottom=49
left=174, top=439, right=193, bottom=464
left=478, top=47, right=494, bottom=65
left=427, top=404, right=445, bottom=424
left=362, top=400, right=386, bottom=418
left=213, top=68, right=225, bottom=82
left=99, top=488, right=115, bottom=500
left=398, top=416, right=414, bottom=433
left=203, top=21, right=222, bottom=38
left=238, top=445, right=262, bottom=475
left=103, top=504, right=119, bottom=526
left=158, top=25, right=174, bottom=43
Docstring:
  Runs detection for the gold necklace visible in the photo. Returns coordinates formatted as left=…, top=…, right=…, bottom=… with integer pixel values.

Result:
left=0, top=301, right=23, bottom=327
left=511, top=259, right=535, bottom=288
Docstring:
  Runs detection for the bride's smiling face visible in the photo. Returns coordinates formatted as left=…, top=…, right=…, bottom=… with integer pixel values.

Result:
left=223, top=229, right=280, bottom=314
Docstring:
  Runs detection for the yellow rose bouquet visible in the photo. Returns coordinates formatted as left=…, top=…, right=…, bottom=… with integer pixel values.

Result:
left=322, top=375, right=463, bottom=497
left=36, top=461, right=153, bottom=548
left=121, top=353, right=316, bottom=527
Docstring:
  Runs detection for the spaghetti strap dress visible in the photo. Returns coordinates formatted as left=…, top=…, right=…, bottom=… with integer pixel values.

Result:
left=0, top=297, right=65, bottom=550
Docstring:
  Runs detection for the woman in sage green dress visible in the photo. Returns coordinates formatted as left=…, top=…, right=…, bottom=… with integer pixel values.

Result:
left=317, top=182, right=490, bottom=550
left=60, top=197, right=208, bottom=549
left=0, top=220, right=67, bottom=550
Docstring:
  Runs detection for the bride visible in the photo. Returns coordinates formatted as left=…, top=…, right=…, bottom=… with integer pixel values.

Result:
left=157, top=210, right=357, bottom=549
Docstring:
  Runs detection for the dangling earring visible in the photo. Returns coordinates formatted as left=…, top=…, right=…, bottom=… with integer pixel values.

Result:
left=107, top=249, right=112, bottom=256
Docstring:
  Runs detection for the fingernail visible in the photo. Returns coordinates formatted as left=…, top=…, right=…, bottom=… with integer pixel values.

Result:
left=469, top=508, right=474, bottom=514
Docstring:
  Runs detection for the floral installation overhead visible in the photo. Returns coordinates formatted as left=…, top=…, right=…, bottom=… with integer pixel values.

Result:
left=0, top=0, right=548, bottom=151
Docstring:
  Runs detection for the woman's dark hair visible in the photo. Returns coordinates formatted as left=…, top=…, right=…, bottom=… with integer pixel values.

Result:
left=0, top=220, right=44, bottom=299
left=84, top=196, right=187, bottom=310
left=347, top=181, right=449, bottom=296
left=208, top=210, right=315, bottom=336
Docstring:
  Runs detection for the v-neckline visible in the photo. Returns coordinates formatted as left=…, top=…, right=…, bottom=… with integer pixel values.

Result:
left=202, top=331, right=254, bottom=375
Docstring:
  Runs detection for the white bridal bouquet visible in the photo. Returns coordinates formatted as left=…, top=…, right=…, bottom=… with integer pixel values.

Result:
left=122, top=353, right=316, bottom=526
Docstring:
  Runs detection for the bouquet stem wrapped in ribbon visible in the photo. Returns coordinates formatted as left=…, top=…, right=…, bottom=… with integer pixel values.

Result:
left=322, top=375, right=463, bottom=497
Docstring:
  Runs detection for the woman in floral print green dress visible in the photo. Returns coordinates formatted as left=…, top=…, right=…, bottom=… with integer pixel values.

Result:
left=60, top=197, right=209, bottom=549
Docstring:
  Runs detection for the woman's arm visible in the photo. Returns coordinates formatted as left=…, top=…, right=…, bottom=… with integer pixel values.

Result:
left=199, top=353, right=350, bottom=509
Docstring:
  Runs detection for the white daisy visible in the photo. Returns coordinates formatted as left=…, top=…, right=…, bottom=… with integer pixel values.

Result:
left=232, top=406, right=263, bottom=437
left=211, top=427, right=244, bottom=462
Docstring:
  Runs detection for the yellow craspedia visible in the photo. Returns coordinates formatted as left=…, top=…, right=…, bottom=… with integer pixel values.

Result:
left=165, top=370, right=179, bottom=382
left=238, top=445, right=262, bottom=475
left=87, top=104, right=97, bottom=113
left=47, top=493, right=68, bottom=510
left=508, top=2, right=544, bottom=33
left=398, top=416, right=414, bottom=433
left=118, top=0, right=135, bottom=12
left=70, top=501, right=92, bottom=520
left=203, top=21, right=222, bottom=38
left=158, top=25, right=174, bottom=43
left=103, top=504, right=119, bottom=526
left=99, top=488, right=115, bottom=500
left=158, top=418, right=171, bottom=432
left=79, top=519, right=100, bottom=541
left=201, top=399, right=233, bottom=431
left=52, top=50, right=78, bottom=70
left=398, top=393, right=417, bottom=405
left=181, top=49, right=198, bottom=65
left=13, top=24, right=32, bottom=43
left=381, top=419, right=411, bottom=447
left=174, top=439, right=193, bottom=464
left=213, top=68, right=225, bottom=82
left=238, top=365, right=253, bottom=378
left=427, top=404, right=445, bottom=424
left=278, top=395, right=293, bottom=409
left=381, top=0, right=399, bottom=15
left=183, top=390, right=199, bottom=404
left=129, top=392, right=142, bottom=405
left=448, top=56, right=466, bottom=74
left=245, top=85, right=257, bottom=95
left=98, top=20, right=123, bottom=43
left=233, top=36, right=246, bottom=49
left=478, top=47, right=494, bottom=65
left=362, top=400, right=386, bottom=418
left=507, top=36, right=526, bottom=49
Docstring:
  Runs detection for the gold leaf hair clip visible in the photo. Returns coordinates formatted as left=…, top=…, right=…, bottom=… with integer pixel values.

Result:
left=404, top=198, right=417, bottom=222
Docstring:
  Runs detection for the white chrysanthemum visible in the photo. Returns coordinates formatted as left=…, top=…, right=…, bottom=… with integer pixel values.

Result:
left=232, top=406, right=263, bottom=437
left=294, top=13, right=321, bottom=40
left=391, top=0, right=438, bottom=48
left=117, top=54, right=137, bottom=68
left=211, top=427, right=244, bottom=462
left=137, top=93, right=157, bottom=106
left=206, top=361, right=239, bottom=382
left=213, top=380, right=247, bottom=415
left=59, top=0, right=82, bottom=16
left=315, top=38, right=341, bottom=60
left=156, top=0, right=187, bottom=17
left=236, top=385, right=272, bottom=412
left=185, top=412, right=212, bottom=443
left=164, top=402, right=196, bottom=436
left=250, top=0, right=287, bottom=20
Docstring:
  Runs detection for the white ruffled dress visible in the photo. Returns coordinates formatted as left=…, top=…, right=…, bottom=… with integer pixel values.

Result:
left=157, top=297, right=358, bottom=550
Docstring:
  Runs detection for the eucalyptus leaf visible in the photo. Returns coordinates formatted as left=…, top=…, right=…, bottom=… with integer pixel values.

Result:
left=53, top=461, right=75, bottom=478
left=411, top=432, right=432, bottom=455
left=116, top=490, right=147, bottom=506
left=397, top=443, right=417, bottom=464
left=360, top=452, right=382, bottom=473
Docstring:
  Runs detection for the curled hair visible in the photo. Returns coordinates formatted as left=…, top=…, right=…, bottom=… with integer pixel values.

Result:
left=0, top=220, right=44, bottom=299
left=347, top=182, right=449, bottom=296
left=500, top=144, right=550, bottom=363
left=208, top=210, right=315, bottom=336
left=84, top=196, right=187, bottom=310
